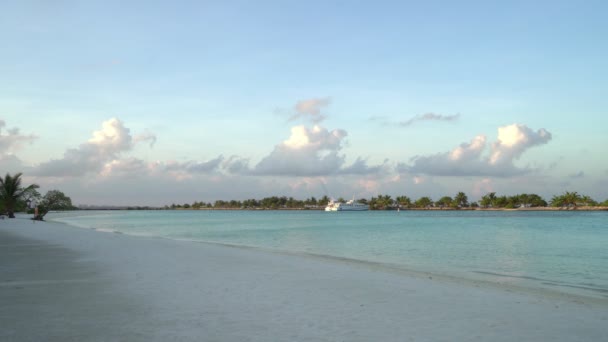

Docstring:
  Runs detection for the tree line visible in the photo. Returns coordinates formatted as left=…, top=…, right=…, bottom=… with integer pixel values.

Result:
left=2, top=172, right=605, bottom=215
left=167, top=191, right=608, bottom=210
left=0, top=173, right=75, bottom=220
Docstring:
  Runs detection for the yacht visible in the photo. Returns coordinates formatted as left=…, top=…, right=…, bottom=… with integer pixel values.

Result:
left=325, top=199, right=369, bottom=211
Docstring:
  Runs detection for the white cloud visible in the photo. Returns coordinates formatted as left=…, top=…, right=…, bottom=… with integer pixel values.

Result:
left=0, top=119, right=37, bottom=155
left=222, top=155, right=250, bottom=174
left=163, top=155, right=224, bottom=174
left=100, top=157, right=148, bottom=177
left=338, top=157, right=388, bottom=175
left=32, top=118, right=154, bottom=177
left=134, top=131, right=157, bottom=148
left=372, top=113, right=460, bottom=127
left=399, top=112, right=460, bottom=127
left=88, top=118, right=133, bottom=150
left=253, top=125, right=346, bottom=176
left=250, top=124, right=384, bottom=177
left=25, top=116, right=384, bottom=181
left=0, top=154, right=27, bottom=174
left=288, top=97, right=331, bottom=123
left=488, top=124, right=552, bottom=166
left=404, top=123, right=552, bottom=177
left=4, top=115, right=570, bottom=206
left=449, top=135, right=487, bottom=162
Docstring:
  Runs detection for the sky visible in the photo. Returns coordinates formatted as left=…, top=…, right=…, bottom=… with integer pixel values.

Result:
left=1, top=0, right=607, bottom=206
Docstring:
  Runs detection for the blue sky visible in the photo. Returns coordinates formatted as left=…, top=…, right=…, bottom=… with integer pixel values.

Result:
left=1, top=1, right=607, bottom=205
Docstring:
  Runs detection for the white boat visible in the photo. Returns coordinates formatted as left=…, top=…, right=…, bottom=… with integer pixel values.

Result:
left=325, top=199, right=369, bottom=211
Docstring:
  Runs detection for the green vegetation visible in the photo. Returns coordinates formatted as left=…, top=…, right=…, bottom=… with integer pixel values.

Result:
left=0, top=173, right=39, bottom=218
left=395, top=196, right=412, bottom=208
left=550, top=191, right=597, bottom=208
left=0, top=172, right=75, bottom=219
left=414, top=197, right=433, bottom=208
left=167, top=196, right=328, bottom=210
left=1, top=172, right=606, bottom=214
left=369, top=195, right=393, bottom=210
left=435, top=196, right=454, bottom=208
left=479, top=192, right=547, bottom=208
left=33, top=190, right=75, bottom=221
left=165, top=191, right=607, bottom=211
left=454, top=192, right=469, bottom=208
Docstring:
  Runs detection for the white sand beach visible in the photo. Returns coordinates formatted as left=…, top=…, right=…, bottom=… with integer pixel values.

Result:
left=1, top=218, right=607, bottom=341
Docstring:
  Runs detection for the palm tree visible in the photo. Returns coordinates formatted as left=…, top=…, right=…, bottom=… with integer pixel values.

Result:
left=319, top=196, right=330, bottom=206
left=435, top=196, right=453, bottom=208
left=517, top=194, right=529, bottom=207
left=494, top=195, right=508, bottom=208
left=551, top=191, right=583, bottom=209
left=527, top=194, right=547, bottom=207
left=415, top=196, right=433, bottom=208
left=357, top=198, right=369, bottom=205
left=479, top=192, right=496, bottom=208
left=565, top=191, right=583, bottom=208
left=395, top=195, right=412, bottom=209
left=580, top=195, right=596, bottom=206
left=0, top=173, right=39, bottom=218
left=454, top=192, right=469, bottom=208
left=374, top=194, right=393, bottom=210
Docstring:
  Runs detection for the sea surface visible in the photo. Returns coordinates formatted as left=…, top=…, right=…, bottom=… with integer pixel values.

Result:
left=49, top=210, right=608, bottom=299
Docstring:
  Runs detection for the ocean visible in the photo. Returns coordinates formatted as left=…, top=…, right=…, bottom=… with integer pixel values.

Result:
left=49, top=209, right=608, bottom=300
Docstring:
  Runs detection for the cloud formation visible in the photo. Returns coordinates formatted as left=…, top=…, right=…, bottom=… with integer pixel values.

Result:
left=288, top=97, right=331, bottom=123
left=489, top=124, right=552, bottom=167
left=23, top=115, right=385, bottom=182
left=163, top=155, right=224, bottom=174
left=134, top=131, right=157, bottom=147
left=0, top=154, right=27, bottom=174
left=32, top=118, right=152, bottom=177
left=100, top=157, right=148, bottom=177
left=399, top=113, right=460, bottom=127
left=338, top=157, right=388, bottom=175
left=0, top=119, right=37, bottom=155
left=253, top=125, right=346, bottom=176
left=222, top=155, right=250, bottom=174
left=251, top=124, right=382, bottom=177
left=371, top=113, right=460, bottom=127
left=3, top=114, right=566, bottom=206
left=402, top=123, right=552, bottom=177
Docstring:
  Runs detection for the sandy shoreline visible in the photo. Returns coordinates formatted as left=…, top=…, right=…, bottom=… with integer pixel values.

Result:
left=1, top=219, right=607, bottom=341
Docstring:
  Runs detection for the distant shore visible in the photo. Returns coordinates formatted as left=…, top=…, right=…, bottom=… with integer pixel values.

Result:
left=107, top=206, right=608, bottom=211
left=470, top=206, right=608, bottom=211
left=69, top=206, right=608, bottom=212
left=400, top=206, right=608, bottom=211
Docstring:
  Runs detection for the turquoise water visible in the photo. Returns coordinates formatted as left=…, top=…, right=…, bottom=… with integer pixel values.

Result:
left=50, top=210, right=608, bottom=299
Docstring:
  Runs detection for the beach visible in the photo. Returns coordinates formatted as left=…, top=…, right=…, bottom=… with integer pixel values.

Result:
left=1, top=218, right=607, bottom=341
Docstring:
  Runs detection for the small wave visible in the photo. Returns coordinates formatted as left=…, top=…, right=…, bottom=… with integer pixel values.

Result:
left=541, top=282, right=608, bottom=294
left=94, top=228, right=118, bottom=234
left=473, top=271, right=608, bottom=295
left=474, top=271, right=549, bottom=282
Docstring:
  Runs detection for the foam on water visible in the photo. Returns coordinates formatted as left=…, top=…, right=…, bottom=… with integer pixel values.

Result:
left=49, top=210, right=608, bottom=299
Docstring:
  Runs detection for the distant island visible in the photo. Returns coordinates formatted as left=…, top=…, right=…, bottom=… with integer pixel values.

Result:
left=3, top=172, right=606, bottom=215
left=151, top=191, right=608, bottom=211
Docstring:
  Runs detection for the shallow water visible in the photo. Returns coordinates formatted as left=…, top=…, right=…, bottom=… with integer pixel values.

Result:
left=50, top=210, right=608, bottom=299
